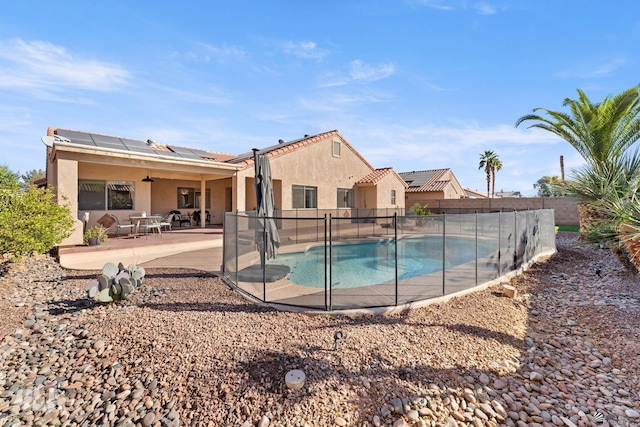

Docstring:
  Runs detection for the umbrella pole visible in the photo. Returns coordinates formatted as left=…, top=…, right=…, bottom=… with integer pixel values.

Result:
left=253, top=148, right=266, bottom=269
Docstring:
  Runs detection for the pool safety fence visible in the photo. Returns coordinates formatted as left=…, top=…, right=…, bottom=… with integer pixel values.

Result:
left=222, top=209, right=556, bottom=311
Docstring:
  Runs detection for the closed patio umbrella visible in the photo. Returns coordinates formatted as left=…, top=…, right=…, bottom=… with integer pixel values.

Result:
left=254, top=149, right=280, bottom=268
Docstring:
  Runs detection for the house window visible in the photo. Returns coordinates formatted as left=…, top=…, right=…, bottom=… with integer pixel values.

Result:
left=292, top=185, right=317, bottom=209
left=178, top=187, right=210, bottom=209
left=333, top=140, right=341, bottom=157
left=78, top=180, right=134, bottom=211
left=337, top=188, right=354, bottom=208
left=178, top=188, right=194, bottom=208
left=108, top=182, right=134, bottom=210
left=391, top=189, right=396, bottom=205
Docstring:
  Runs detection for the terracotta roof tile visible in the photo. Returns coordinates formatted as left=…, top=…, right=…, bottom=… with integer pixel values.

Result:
left=356, top=168, right=392, bottom=184
left=229, top=130, right=375, bottom=171
left=400, top=169, right=452, bottom=192
left=356, top=167, right=408, bottom=187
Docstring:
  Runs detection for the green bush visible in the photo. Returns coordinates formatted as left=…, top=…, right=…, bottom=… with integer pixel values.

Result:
left=410, top=203, right=431, bottom=216
left=0, top=186, right=74, bottom=261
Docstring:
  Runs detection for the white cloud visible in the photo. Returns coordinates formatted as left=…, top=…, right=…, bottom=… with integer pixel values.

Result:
left=0, top=39, right=130, bottom=94
left=349, top=60, right=395, bottom=83
left=412, top=0, right=454, bottom=11
left=412, top=0, right=502, bottom=14
left=148, top=83, right=232, bottom=105
left=555, top=57, right=627, bottom=78
left=194, top=43, right=245, bottom=63
left=474, top=2, right=497, bottom=15
left=282, top=41, right=329, bottom=60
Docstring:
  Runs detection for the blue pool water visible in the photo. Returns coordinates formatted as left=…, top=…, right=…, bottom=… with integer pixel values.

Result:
left=269, top=236, right=496, bottom=288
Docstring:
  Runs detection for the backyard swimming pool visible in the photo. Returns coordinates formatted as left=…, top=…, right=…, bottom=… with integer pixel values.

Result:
left=269, top=236, right=497, bottom=288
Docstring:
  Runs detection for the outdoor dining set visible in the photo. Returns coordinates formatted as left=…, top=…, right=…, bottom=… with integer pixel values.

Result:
left=108, top=210, right=211, bottom=238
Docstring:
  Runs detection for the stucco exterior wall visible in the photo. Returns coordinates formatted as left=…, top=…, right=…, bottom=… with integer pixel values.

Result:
left=54, top=156, right=83, bottom=246
left=236, top=135, right=377, bottom=210
left=406, top=192, right=444, bottom=206
left=372, top=173, right=406, bottom=210
left=404, top=169, right=465, bottom=206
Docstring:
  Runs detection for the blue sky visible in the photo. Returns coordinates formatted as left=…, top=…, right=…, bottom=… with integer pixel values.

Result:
left=1, top=1, right=639, bottom=195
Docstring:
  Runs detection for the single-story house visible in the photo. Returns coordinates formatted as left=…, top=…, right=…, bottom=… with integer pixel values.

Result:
left=43, top=127, right=407, bottom=246
left=494, top=190, right=522, bottom=198
left=398, top=169, right=466, bottom=207
left=463, top=188, right=489, bottom=199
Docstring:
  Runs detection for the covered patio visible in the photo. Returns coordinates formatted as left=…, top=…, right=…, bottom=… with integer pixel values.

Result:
left=58, top=225, right=225, bottom=272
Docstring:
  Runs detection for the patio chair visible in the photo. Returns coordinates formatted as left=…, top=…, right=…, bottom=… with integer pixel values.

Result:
left=159, top=214, right=173, bottom=231
left=141, top=216, right=162, bottom=237
left=170, top=210, right=191, bottom=227
left=110, top=214, right=136, bottom=237
left=192, top=210, right=212, bottom=226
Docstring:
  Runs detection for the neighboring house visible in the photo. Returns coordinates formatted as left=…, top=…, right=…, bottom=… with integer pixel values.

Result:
left=43, top=127, right=406, bottom=246
left=494, top=190, right=522, bottom=198
left=399, top=169, right=466, bottom=207
left=463, top=188, right=489, bottom=199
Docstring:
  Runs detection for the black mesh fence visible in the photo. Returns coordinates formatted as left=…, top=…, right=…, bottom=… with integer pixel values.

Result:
left=223, top=209, right=556, bottom=311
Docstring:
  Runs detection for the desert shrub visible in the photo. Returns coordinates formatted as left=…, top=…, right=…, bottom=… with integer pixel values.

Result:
left=0, top=186, right=74, bottom=261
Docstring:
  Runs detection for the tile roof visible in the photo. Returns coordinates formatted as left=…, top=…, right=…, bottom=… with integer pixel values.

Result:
left=399, top=169, right=453, bottom=193
left=356, top=167, right=408, bottom=187
left=228, top=130, right=375, bottom=170
left=47, top=127, right=375, bottom=172
left=463, top=188, right=489, bottom=198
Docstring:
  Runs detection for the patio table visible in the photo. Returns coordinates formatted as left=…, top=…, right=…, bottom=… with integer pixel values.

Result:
left=129, top=215, right=162, bottom=238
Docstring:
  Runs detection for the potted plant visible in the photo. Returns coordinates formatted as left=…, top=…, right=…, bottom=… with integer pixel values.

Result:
left=84, top=225, right=109, bottom=246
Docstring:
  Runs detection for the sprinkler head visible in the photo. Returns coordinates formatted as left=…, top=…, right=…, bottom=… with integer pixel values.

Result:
left=333, top=331, right=343, bottom=351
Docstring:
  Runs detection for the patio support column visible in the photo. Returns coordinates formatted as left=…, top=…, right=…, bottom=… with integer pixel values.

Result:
left=56, top=157, right=83, bottom=246
left=200, top=177, right=206, bottom=229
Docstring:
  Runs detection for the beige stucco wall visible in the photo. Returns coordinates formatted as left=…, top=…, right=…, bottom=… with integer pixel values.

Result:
left=52, top=156, right=83, bottom=246
left=406, top=192, right=444, bottom=206
left=372, top=173, right=406, bottom=210
left=236, top=135, right=398, bottom=211
left=405, top=170, right=465, bottom=206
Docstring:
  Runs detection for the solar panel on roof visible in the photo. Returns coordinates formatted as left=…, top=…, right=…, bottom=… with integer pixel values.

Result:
left=189, top=148, right=213, bottom=157
left=156, top=151, right=183, bottom=158
left=120, top=138, right=156, bottom=154
left=55, top=130, right=96, bottom=145
left=167, top=145, right=202, bottom=159
left=91, top=134, right=128, bottom=150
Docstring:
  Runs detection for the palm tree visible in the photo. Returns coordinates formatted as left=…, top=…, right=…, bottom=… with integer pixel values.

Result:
left=516, top=86, right=640, bottom=171
left=516, top=85, right=640, bottom=250
left=478, top=150, right=500, bottom=197
left=490, top=155, right=502, bottom=198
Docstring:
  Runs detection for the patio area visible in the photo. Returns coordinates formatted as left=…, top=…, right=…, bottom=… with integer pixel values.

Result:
left=58, top=225, right=225, bottom=272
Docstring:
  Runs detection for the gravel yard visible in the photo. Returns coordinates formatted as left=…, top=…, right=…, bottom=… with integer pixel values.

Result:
left=0, top=233, right=639, bottom=426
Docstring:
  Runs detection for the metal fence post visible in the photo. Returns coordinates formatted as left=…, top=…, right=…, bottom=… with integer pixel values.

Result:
left=262, top=213, right=267, bottom=302
left=394, top=212, right=398, bottom=306
left=513, top=211, right=518, bottom=271
left=442, top=212, right=446, bottom=296
left=498, top=211, right=502, bottom=277
left=475, top=211, right=478, bottom=286
left=324, top=214, right=328, bottom=311
left=235, top=211, right=239, bottom=287
left=329, top=213, right=333, bottom=312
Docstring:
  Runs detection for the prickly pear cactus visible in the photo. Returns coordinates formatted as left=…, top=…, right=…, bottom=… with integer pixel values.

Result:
left=102, top=262, right=119, bottom=279
left=87, top=261, right=146, bottom=303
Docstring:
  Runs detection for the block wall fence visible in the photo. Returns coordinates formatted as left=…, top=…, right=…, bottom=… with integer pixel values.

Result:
left=410, top=197, right=579, bottom=227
